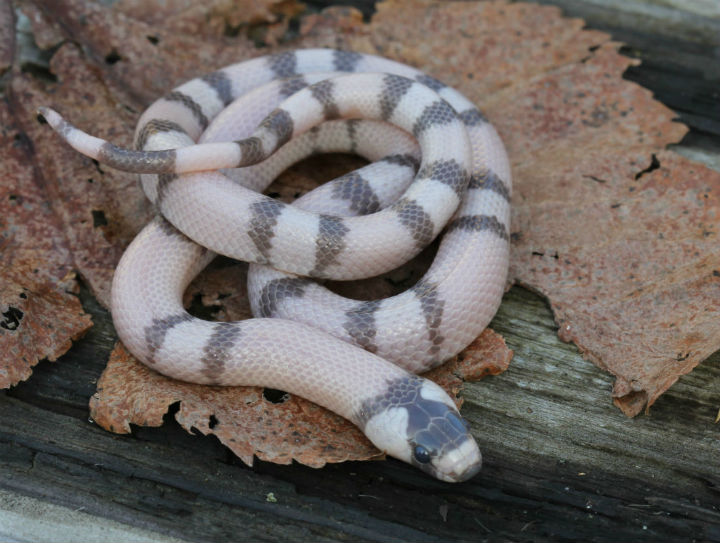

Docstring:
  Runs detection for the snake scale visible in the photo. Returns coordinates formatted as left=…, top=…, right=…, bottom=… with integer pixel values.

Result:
left=40, top=49, right=512, bottom=482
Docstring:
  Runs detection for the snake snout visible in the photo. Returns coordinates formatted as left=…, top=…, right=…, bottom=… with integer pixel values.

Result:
left=438, top=437, right=482, bottom=482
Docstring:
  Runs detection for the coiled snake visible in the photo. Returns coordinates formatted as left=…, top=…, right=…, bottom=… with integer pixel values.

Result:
left=40, top=49, right=511, bottom=482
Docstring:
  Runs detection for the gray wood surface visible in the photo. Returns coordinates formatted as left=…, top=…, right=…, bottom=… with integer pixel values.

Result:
left=2, top=0, right=719, bottom=541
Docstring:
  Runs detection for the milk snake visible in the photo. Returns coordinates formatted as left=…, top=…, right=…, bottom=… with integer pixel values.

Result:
left=40, top=49, right=511, bottom=482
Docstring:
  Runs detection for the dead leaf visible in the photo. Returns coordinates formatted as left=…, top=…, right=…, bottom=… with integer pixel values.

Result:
left=9, top=46, right=150, bottom=308
left=17, top=1, right=65, bottom=51
left=113, top=0, right=304, bottom=46
left=546, top=151, right=720, bottom=415
left=0, top=267, right=91, bottom=388
left=0, top=100, right=92, bottom=388
left=10, top=0, right=302, bottom=307
left=114, top=0, right=283, bottom=33
left=30, top=0, right=263, bottom=106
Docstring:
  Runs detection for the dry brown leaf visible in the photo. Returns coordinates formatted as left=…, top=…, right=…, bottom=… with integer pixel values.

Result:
left=0, top=100, right=92, bottom=388
left=0, top=7, right=96, bottom=388
left=113, top=0, right=304, bottom=45
left=546, top=151, right=720, bottom=415
left=91, top=343, right=383, bottom=467
left=31, top=0, right=261, bottom=106
left=114, top=0, right=282, bottom=32
left=0, top=267, right=91, bottom=387
left=9, top=46, right=150, bottom=307
left=17, top=1, right=65, bottom=50
left=10, top=0, right=287, bottom=307
left=296, top=1, right=720, bottom=414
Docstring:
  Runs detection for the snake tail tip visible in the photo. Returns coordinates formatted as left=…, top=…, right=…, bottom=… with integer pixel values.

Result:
left=36, top=107, right=63, bottom=130
left=36, top=107, right=48, bottom=122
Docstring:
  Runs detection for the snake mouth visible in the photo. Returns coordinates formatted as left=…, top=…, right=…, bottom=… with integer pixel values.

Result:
left=449, top=455, right=482, bottom=483
left=433, top=438, right=483, bottom=483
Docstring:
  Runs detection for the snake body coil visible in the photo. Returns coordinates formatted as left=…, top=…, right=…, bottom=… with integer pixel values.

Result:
left=40, top=49, right=512, bottom=482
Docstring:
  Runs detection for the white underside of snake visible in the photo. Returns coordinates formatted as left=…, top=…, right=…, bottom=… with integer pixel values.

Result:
left=40, top=49, right=512, bottom=482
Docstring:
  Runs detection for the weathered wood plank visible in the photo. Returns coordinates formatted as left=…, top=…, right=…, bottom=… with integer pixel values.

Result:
left=0, top=396, right=439, bottom=542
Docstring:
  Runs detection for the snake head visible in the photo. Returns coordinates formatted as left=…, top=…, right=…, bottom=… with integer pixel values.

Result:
left=357, top=375, right=482, bottom=482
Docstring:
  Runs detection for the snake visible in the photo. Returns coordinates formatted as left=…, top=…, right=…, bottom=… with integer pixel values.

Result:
left=39, top=49, right=512, bottom=482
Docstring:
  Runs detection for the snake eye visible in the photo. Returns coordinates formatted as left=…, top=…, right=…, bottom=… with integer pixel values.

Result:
left=413, top=445, right=432, bottom=464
